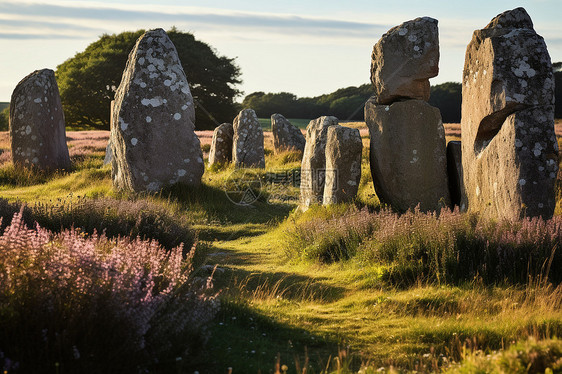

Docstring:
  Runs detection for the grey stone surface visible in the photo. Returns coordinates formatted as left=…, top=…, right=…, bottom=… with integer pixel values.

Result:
left=104, top=100, right=115, bottom=166
left=271, top=113, right=305, bottom=154
left=232, top=109, right=265, bottom=168
left=323, top=125, right=362, bottom=205
left=461, top=7, right=557, bottom=219
left=110, top=28, right=204, bottom=192
left=299, top=116, right=339, bottom=208
left=370, top=17, right=439, bottom=104
left=9, top=69, right=70, bottom=170
left=209, top=122, right=234, bottom=166
left=446, top=141, right=463, bottom=208
left=365, top=98, right=450, bottom=211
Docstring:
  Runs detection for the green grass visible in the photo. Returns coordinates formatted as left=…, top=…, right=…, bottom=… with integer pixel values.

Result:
left=1, top=138, right=562, bottom=373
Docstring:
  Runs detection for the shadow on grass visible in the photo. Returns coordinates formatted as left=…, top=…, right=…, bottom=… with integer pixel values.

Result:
left=161, top=182, right=295, bottom=225
left=188, top=300, right=345, bottom=374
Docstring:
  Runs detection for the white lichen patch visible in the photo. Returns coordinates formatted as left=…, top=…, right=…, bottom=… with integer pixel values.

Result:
left=173, top=113, right=181, bottom=120
left=131, top=138, right=138, bottom=146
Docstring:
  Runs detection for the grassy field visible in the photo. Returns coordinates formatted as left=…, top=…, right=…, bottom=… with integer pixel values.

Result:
left=258, top=118, right=313, bottom=130
left=1, top=125, right=562, bottom=373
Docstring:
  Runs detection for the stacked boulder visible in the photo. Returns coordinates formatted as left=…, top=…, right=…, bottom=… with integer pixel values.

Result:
left=110, top=28, right=204, bottom=192
left=9, top=69, right=71, bottom=170
left=461, top=7, right=557, bottom=219
left=323, top=125, right=363, bottom=205
left=365, top=17, right=450, bottom=211
left=232, top=109, right=265, bottom=168
left=208, top=123, right=233, bottom=166
left=271, top=113, right=306, bottom=154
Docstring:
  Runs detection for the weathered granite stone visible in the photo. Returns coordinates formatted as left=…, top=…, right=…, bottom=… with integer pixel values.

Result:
left=446, top=141, right=463, bottom=208
left=110, top=28, right=204, bottom=192
left=9, top=69, right=70, bottom=170
left=209, top=123, right=234, bottom=166
left=271, top=113, right=305, bottom=154
left=232, top=109, right=265, bottom=168
left=365, top=98, right=450, bottom=211
left=370, top=17, right=439, bottom=104
left=104, top=100, right=115, bottom=166
left=323, top=125, right=362, bottom=205
left=299, top=116, right=338, bottom=208
left=461, top=7, right=557, bottom=219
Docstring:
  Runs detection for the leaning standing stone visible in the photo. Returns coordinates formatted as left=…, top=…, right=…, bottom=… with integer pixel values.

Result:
left=9, top=69, right=70, bottom=170
left=461, top=7, right=557, bottom=219
left=209, top=123, right=233, bottom=166
left=232, top=109, right=265, bottom=168
left=323, top=125, right=362, bottom=205
left=299, top=116, right=338, bottom=209
left=365, top=98, right=450, bottom=211
left=271, top=113, right=305, bottom=154
left=110, top=28, right=204, bottom=192
left=370, top=17, right=439, bottom=104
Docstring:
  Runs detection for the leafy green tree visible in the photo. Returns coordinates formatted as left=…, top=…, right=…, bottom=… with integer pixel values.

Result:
left=0, top=106, right=8, bottom=131
left=242, top=84, right=372, bottom=120
left=428, top=82, right=462, bottom=123
left=56, top=28, right=241, bottom=130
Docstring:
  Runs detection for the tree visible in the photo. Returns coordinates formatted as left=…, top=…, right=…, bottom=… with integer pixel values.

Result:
left=428, top=82, right=462, bottom=123
left=56, top=28, right=241, bottom=130
left=241, top=84, right=373, bottom=120
left=0, top=106, right=8, bottom=131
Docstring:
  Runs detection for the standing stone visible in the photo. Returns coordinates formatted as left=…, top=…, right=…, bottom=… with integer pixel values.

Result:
left=365, top=98, right=450, bottom=211
left=110, top=28, right=204, bottom=192
left=208, top=123, right=233, bottom=165
left=104, top=100, right=115, bottom=166
left=299, top=116, right=338, bottom=208
left=9, top=69, right=70, bottom=170
left=461, top=7, right=557, bottom=219
left=232, top=109, right=265, bottom=168
left=446, top=141, right=463, bottom=208
left=323, top=126, right=362, bottom=205
left=271, top=113, right=305, bottom=154
left=370, top=17, right=439, bottom=104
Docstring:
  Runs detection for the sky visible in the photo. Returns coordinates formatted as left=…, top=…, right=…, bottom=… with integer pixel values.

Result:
left=0, top=0, right=561, bottom=102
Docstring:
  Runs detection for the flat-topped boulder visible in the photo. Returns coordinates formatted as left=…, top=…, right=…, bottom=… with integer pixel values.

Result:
left=323, top=125, right=362, bottom=205
left=461, top=7, right=557, bottom=219
left=365, top=98, right=450, bottom=211
left=299, top=116, right=338, bottom=208
left=9, top=69, right=70, bottom=170
left=209, top=123, right=234, bottom=166
left=370, top=17, right=439, bottom=104
left=110, top=28, right=204, bottom=192
left=232, top=109, right=265, bottom=168
left=271, top=113, right=305, bottom=154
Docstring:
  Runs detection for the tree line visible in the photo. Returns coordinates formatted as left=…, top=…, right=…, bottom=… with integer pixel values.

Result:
left=0, top=35, right=561, bottom=130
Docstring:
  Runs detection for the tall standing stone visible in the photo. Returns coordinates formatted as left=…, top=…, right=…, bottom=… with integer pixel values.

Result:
left=232, top=109, right=265, bottom=168
left=208, top=123, right=233, bottom=166
left=323, top=125, right=362, bottom=205
left=461, top=7, right=557, bottom=219
left=370, top=17, right=439, bottom=104
left=9, top=69, right=70, bottom=170
left=271, top=113, right=305, bottom=154
left=110, top=29, right=204, bottom=192
left=365, top=99, right=449, bottom=211
left=299, top=116, right=338, bottom=208
left=366, top=17, right=450, bottom=212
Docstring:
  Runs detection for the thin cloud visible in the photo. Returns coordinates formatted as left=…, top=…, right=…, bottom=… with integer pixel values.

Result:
left=0, top=1, right=391, bottom=40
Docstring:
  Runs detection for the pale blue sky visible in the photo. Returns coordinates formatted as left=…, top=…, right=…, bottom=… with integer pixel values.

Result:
left=1, top=0, right=561, bottom=102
